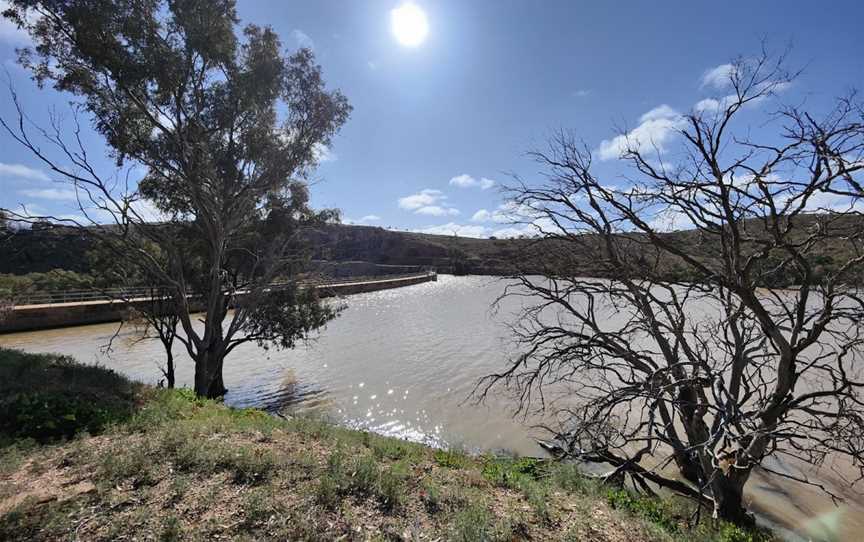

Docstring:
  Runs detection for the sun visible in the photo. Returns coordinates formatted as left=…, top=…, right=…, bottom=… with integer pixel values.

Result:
left=390, top=2, right=428, bottom=47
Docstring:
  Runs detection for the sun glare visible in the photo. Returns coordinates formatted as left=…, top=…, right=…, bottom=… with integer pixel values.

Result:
left=390, top=2, right=428, bottom=47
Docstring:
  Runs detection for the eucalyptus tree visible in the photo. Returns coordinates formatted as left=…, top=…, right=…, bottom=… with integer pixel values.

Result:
left=482, top=50, right=864, bottom=523
left=1, top=0, right=351, bottom=397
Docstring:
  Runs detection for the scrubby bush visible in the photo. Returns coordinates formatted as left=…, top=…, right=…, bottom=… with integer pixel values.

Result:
left=0, top=349, right=139, bottom=442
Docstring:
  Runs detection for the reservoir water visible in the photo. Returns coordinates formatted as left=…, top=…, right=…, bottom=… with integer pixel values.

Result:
left=2, top=274, right=862, bottom=540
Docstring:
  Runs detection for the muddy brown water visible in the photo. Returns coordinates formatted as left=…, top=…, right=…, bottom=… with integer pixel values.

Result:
left=2, top=275, right=861, bottom=540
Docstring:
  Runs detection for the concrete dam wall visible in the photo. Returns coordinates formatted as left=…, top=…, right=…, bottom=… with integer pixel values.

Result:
left=0, top=273, right=436, bottom=333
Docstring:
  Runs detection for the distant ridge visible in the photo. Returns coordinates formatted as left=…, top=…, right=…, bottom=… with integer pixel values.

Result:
left=2, top=213, right=862, bottom=284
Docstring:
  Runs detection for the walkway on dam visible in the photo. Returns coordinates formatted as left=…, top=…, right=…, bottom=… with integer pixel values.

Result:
left=1, top=272, right=437, bottom=332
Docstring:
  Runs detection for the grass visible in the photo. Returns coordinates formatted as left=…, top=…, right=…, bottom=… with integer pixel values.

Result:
left=0, top=347, right=778, bottom=541
left=450, top=501, right=513, bottom=542
left=314, top=446, right=408, bottom=512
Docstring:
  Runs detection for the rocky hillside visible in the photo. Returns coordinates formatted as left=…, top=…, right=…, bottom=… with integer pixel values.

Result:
left=2, top=212, right=862, bottom=284
left=0, top=223, right=533, bottom=276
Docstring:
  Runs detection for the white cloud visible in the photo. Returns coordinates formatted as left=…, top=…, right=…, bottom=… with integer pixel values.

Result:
left=412, top=222, right=490, bottom=238
left=409, top=221, right=542, bottom=239
left=694, top=97, right=728, bottom=113
left=701, top=63, right=735, bottom=89
left=449, top=174, right=476, bottom=188
left=471, top=202, right=542, bottom=224
left=312, top=142, right=336, bottom=163
left=360, top=214, right=381, bottom=222
left=490, top=226, right=534, bottom=238
left=0, top=2, right=31, bottom=45
left=794, top=191, right=864, bottom=214
left=292, top=29, right=314, bottom=50
left=398, top=188, right=443, bottom=210
left=573, top=89, right=591, bottom=98
left=648, top=208, right=694, bottom=232
left=415, top=205, right=459, bottom=217
left=696, top=61, right=792, bottom=114
left=398, top=189, right=460, bottom=216
left=471, top=209, right=491, bottom=222
left=17, top=188, right=78, bottom=201
left=639, top=104, right=679, bottom=123
left=0, top=162, right=50, bottom=182
left=449, top=173, right=495, bottom=190
left=597, top=104, right=686, bottom=161
left=128, top=198, right=167, bottom=223
left=695, top=85, right=790, bottom=115
left=367, top=60, right=378, bottom=71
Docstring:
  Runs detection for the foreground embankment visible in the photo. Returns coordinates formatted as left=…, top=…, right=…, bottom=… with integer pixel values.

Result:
left=0, top=348, right=772, bottom=541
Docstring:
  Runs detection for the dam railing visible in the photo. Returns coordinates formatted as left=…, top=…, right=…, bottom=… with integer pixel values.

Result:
left=9, top=271, right=437, bottom=308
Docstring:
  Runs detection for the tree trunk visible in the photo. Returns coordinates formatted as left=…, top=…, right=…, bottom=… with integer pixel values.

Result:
left=711, top=473, right=754, bottom=526
left=209, top=356, right=227, bottom=398
left=193, top=348, right=228, bottom=399
left=165, top=351, right=175, bottom=389
left=673, top=450, right=703, bottom=487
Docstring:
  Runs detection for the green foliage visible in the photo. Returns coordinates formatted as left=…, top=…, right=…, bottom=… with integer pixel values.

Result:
left=420, top=479, right=444, bottom=513
left=159, top=515, right=183, bottom=542
left=350, top=453, right=381, bottom=495
left=692, top=522, right=776, bottom=542
left=3, top=0, right=352, bottom=399
left=315, top=448, right=406, bottom=512
left=0, top=439, right=38, bottom=476
left=479, top=456, right=554, bottom=524
left=0, top=498, right=84, bottom=541
left=222, top=446, right=282, bottom=485
left=449, top=502, right=512, bottom=542
left=519, top=478, right=551, bottom=524
left=377, top=465, right=407, bottom=512
left=0, top=391, right=119, bottom=442
left=285, top=414, right=337, bottom=440
left=315, top=472, right=342, bottom=510
left=434, top=448, right=471, bottom=469
left=450, top=503, right=494, bottom=542
left=548, top=461, right=598, bottom=495
left=0, top=269, right=96, bottom=300
left=480, top=456, right=543, bottom=488
left=606, top=489, right=681, bottom=533
left=97, top=442, right=156, bottom=487
left=154, top=425, right=282, bottom=484
left=241, top=486, right=284, bottom=530
left=0, top=349, right=140, bottom=442
left=127, top=388, right=281, bottom=436
left=367, top=433, right=424, bottom=462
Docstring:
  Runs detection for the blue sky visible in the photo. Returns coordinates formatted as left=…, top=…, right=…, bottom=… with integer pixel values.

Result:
left=0, top=0, right=861, bottom=237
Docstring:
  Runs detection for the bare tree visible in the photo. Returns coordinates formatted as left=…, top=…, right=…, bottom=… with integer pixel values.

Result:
left=481, top=49, right=864, bottom=523
left=1, top=0, right=350, bottom=397
left=125, top=287, right=181, bottom=389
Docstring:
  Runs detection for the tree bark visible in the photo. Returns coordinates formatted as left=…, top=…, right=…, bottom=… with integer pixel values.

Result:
left=209, top=356, right=227, bottom=398
left=165, top=351, right=175, bottom=389
left=712, top=473, right=754, bottom=526
left=193, top=347, right=228, bottom=399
